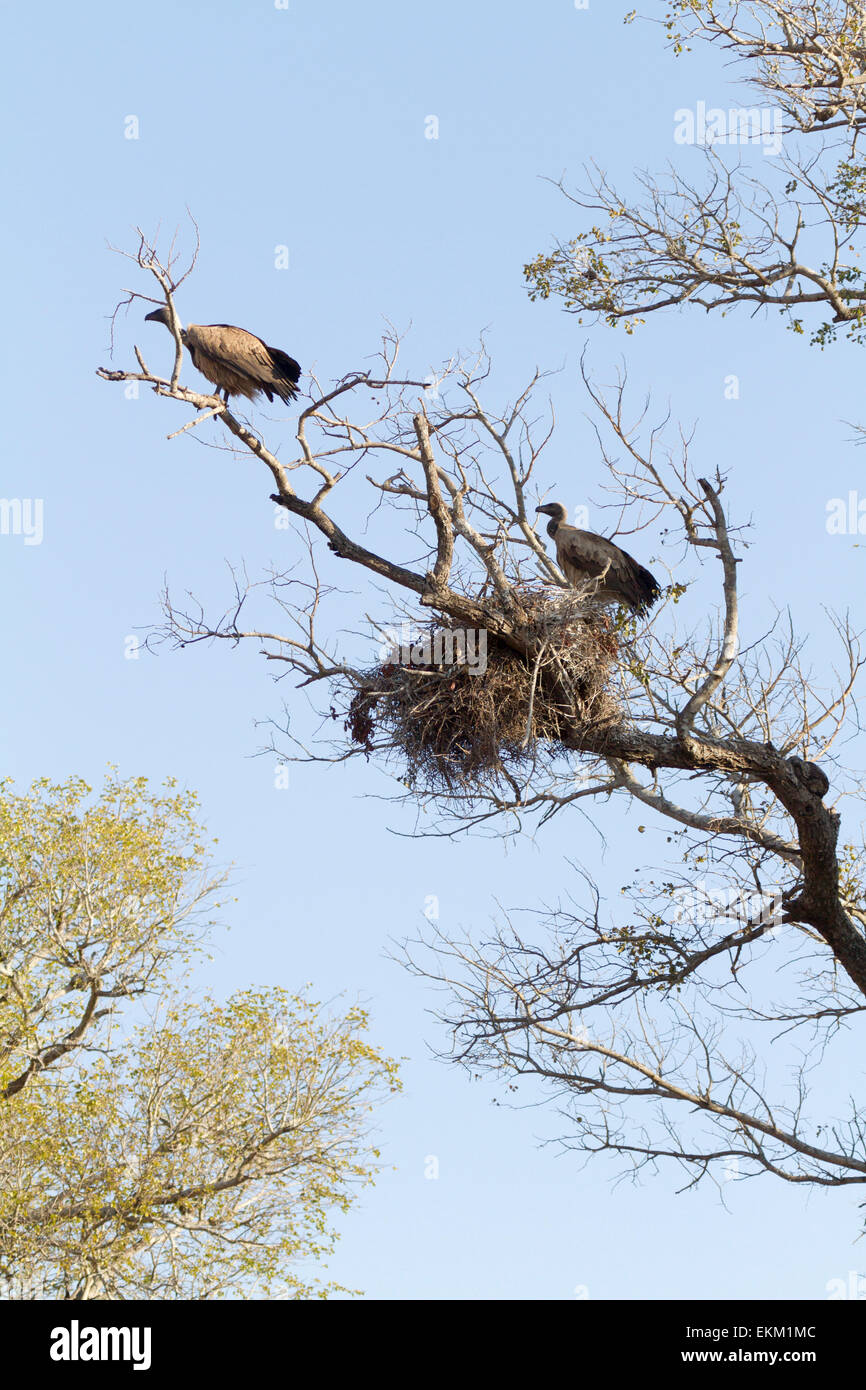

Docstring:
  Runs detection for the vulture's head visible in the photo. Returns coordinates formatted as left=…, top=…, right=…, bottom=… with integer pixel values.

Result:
left=535, top=502, right=569, bottom=526
left=144, top=305, right=181, bottom=331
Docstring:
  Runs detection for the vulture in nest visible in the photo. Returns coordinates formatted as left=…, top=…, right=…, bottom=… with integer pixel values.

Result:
left=145, top=306, right=301, bottom=405
left=535, top=502, right=661, bottom=615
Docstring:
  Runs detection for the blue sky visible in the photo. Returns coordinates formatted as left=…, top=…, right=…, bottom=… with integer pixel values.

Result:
left=2, top=0, right=865, bottom=1299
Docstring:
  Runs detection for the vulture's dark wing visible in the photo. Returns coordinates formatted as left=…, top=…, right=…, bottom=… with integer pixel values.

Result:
left=265, top=344, right=302, bottom=389
left=557, top=526, right=660, bottom=614
left=196, top=324, right=301, bottom=403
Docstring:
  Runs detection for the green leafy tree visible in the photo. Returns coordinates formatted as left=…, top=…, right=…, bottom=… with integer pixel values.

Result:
left=0, top=774, right=399, bottom=1299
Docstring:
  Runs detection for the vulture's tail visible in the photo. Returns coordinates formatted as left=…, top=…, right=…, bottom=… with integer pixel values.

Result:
left=628, top=562, right=661, bottom=615
left=267, top=345, right=302, bottom=403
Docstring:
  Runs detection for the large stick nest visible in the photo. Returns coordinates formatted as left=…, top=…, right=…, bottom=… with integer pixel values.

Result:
left=346, top=589, right=622, bottom=795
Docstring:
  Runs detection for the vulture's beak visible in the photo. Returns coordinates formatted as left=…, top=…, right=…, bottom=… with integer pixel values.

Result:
left=535, top=504, right=554, bottom=517
left=144, top=309, right=164, bottom=323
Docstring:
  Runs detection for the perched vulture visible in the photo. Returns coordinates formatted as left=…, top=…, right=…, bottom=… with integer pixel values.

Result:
left=535, top=501, right=661, bottom=615
left=145, top=306, right=301, bottom=405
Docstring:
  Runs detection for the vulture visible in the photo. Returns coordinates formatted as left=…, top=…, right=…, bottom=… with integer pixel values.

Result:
left=535, top=502, right=661, bottom=615
left=144, top=306, right=301, bottom=405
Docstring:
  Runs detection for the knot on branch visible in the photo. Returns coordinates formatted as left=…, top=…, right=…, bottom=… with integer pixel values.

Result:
left=787, top=756, right=830, bottom=800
